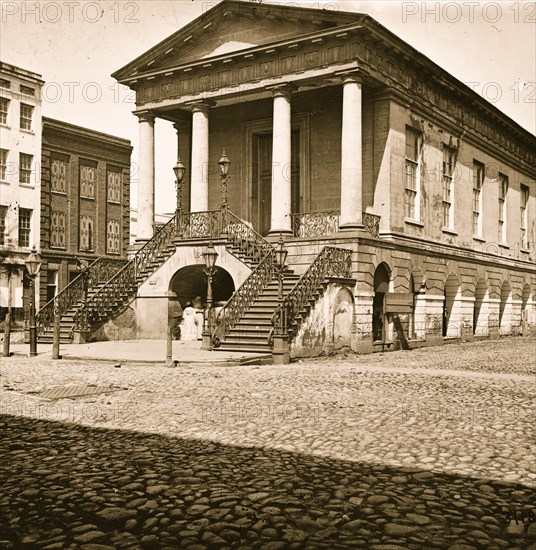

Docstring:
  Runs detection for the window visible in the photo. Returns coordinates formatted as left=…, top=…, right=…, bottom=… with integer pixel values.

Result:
left=0, top=206, right=6, bottom=245
left=18, top=208, right=31, bottom=248
left=20, top=85, right=35, bottom=96
left=520, top=184, right=529, bottom=249
left=80, top=216, right=94, bottom=251
left=442, top=146, right=455, bottom=228
left=498, top=173, right=508, bottom=243
left=107, top=220, right=120, bottom=254
left=80, top=165, right=96, bottom=198
left=50, top=211, right=66, bottom=248
left=0, top=149, right=7, bottom=181
left=472, top=161, right=484, bottom=236
left=0, top=97, right=9, bottom=125
left=0, top=78, right=10, bottom=89
left=20, top=103, right=33, bottom=131
left=19, top=153, right=32, bottom=184
left=404, top=127, right=421, bottom=220
left=107, top=170, right=121, bottom=203
left=51, top=158, right=68, bottom=193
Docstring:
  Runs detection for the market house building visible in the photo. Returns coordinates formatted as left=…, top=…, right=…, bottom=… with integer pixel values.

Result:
left=40, top=0, right=536, bottom=359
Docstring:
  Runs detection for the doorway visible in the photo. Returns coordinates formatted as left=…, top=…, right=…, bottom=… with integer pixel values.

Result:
left=251, top=130, right=300, bottom=236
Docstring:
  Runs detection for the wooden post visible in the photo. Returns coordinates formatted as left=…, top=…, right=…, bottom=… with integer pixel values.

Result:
left=52, top=298, right=61, bottom=359
left=2, top=266, right=13, bottom=357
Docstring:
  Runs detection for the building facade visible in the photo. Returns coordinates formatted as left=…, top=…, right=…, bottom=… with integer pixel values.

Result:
left=49, top=1, right=534, bottom=356
left=39, top=118, right=132, bottom=307
left=0, top=62, right=44, bottom=326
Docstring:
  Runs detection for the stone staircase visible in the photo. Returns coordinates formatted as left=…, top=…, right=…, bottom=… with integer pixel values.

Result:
left=215, top=270, right=300, bottom=354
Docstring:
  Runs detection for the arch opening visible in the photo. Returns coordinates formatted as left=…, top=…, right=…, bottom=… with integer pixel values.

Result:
left=373, top=263, right=391, bottom=343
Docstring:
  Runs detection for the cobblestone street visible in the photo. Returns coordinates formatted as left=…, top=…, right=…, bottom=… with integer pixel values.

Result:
left=1, top=338, right=535, bottom=549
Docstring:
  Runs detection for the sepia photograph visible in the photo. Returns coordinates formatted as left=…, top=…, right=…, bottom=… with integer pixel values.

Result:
left=1, top=0, right=535, bottom=548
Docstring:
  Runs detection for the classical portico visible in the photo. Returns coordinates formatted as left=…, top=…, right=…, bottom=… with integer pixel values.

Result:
left=117, top=1, right=375, bottom=241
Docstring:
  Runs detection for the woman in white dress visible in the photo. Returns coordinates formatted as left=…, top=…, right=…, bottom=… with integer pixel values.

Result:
left=181, top=303, right=198, bottom=341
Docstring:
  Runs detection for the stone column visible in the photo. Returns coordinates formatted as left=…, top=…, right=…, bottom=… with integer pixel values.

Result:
left=190, top=102, right=212, bottom=212
left=137, top=112, right=155, bottom=241
left=270, top=87, right=293, bottom=235
left=340, top=75, right=363, bottom=229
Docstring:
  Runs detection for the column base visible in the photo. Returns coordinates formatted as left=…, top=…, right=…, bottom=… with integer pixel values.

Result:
left=338, top=223, right=364, bottom=232
left=268, top=229, right=293, bottom=238
left=202, top=331, right=212, bottom=351
left=73, top=330, right=91, bottom=344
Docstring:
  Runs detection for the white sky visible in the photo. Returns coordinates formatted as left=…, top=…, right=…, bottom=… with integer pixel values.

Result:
left=1, top=0, right=535, bottom=214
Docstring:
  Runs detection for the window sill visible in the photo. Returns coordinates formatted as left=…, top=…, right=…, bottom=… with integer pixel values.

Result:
left=107, top=200, right=121, bottom=205
left=498, top=243, right=510, bottom=249
left=50, top=246, right=66, bottom=250
left=0, top=123, right=10, bottom=130
left=80, top=196, right=95, bottom=201
left=404, top=218, right=424, bottom=227
left=442, top=227, right=458, bottom=236
left=51, top=190, right=67, bottom=196
left=19, top=183, right=35, bottom=189
left=20, top=128, right=34, bottom=135
left=0, top=180, right=9, bottom=185
left=472, top=235, right=486, bottom=242
left=520, top=248, right=531, bottom=254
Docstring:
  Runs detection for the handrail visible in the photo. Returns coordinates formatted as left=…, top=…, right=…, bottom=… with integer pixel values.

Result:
left=272, top=246, right=353, bottom=341
left=212, top=250, right=276, bottom=347
left=225, top=210, right=273, bottom=264
left=74, top=213, right=177, bottom=330
left=36, top=257, right=126, bottom=334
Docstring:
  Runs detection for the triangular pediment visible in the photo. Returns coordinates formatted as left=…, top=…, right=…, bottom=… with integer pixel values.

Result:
left=113, top=0, right=360, bottom=81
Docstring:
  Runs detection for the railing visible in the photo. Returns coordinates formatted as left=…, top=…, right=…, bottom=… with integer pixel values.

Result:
left=225, top=210, right=273, bottom=264
left=179, top=210, right=221, bottom=239
left=36, top=257, right=126, bottom=335
left=74, top=213, right=177, bottom=331
left=212, top=250, right=276, bottom=347
left=291, top=211, right=340, bottom=237
left=272, top=246, right=353, bottom=340
left=362, top=212, right=381, bottom=238
left=290, top=211, right=381, bottom=238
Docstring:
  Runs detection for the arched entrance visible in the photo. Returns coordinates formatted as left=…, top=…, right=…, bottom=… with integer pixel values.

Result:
left=521, top=283, right=532, bottom=332
left=409, top=266, right=424, bottom=339
left=169, top=265, right=235, bottom=308
left=499, top=280, right=512, bottom=335
left=443, top=273, right=461, bottom=338
left=373, top=263, right=391, bottom=343
left=473, top=277, right=488, bottom=336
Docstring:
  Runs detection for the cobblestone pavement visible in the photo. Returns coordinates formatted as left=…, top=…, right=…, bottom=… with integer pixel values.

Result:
left=1, top=338, right=535, bottom=549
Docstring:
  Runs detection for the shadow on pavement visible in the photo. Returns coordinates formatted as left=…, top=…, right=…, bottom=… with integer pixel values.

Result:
left=0, top=414, right=535, bottom=549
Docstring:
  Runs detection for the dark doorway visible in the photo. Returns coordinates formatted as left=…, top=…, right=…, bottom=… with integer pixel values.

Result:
left=373, top=263, right=391, bottom=342
left=252, top=130, right=300, bottom=236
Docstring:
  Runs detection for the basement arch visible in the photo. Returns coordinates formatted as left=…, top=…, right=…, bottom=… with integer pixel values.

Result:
left=473, top=277, right=489, bottom=336
left=373, top=262, right=391, bottom=343
left=169, top=264, right=235, bottom=309
left=443, top=273, right=462, bottom=338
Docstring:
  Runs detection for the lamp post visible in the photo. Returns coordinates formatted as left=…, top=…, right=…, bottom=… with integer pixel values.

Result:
left=218, top=149, right=230, bottom=235
left=25, top=247, right=43, bottom=357
left=173, top=156, right=186, bottom=233
left=218, top=149, right=231, bottom=210
left=201, top=242, right=218, bottom=351
left=273, top=236, right=289, bottom=364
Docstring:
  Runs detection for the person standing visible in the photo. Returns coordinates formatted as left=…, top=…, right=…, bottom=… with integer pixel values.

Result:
left=181, top=302, right=198, bottom=341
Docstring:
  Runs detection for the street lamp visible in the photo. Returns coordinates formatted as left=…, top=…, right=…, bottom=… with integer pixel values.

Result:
left=173, top=156, right=186, bottom=232
left=201, top=242, right=218, bottom=350
left=25, top=246, right=43, bottom=357
left=274, top=235, right=288, bottom=302
left=218, top=148, right=231, bottom=210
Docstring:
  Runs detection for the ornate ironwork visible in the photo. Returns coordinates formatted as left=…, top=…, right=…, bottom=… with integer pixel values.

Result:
left=272, top=246, right=353, bottom=341
left=225, top=211, right=273, bottom=265
left=362, top=212, right=381, bottom=238
left=74, top=214, right=177, bottom=330
left=212, top=250, right=276, bottom=347
left=179, top=211, right=221, bottom=239
left=291, top=211, right=340, bottom=237
left=36, top=257, right=126, bottom=336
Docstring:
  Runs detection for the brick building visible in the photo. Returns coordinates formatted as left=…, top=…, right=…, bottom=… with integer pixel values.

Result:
left=39, top=118, right=132, bottom=307
left=0, top=62, right=44, bottom=326
left=45, top=1, right=536, bottom=358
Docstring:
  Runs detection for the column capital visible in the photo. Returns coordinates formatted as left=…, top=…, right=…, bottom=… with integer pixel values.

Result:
left=187, top=99, right=216, bottom=114
left=135, top=110, right=155, bottom=125
left=336, top=71, right=363, bottom=85
left=268, top=84, right=297, bottom=99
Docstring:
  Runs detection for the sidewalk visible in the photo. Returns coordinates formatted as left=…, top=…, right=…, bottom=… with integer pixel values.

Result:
left=5, top=339, right=271, bottom=366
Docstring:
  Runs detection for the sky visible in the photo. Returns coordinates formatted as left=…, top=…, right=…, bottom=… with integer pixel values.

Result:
left=1, top=0, right=535, bottom=214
